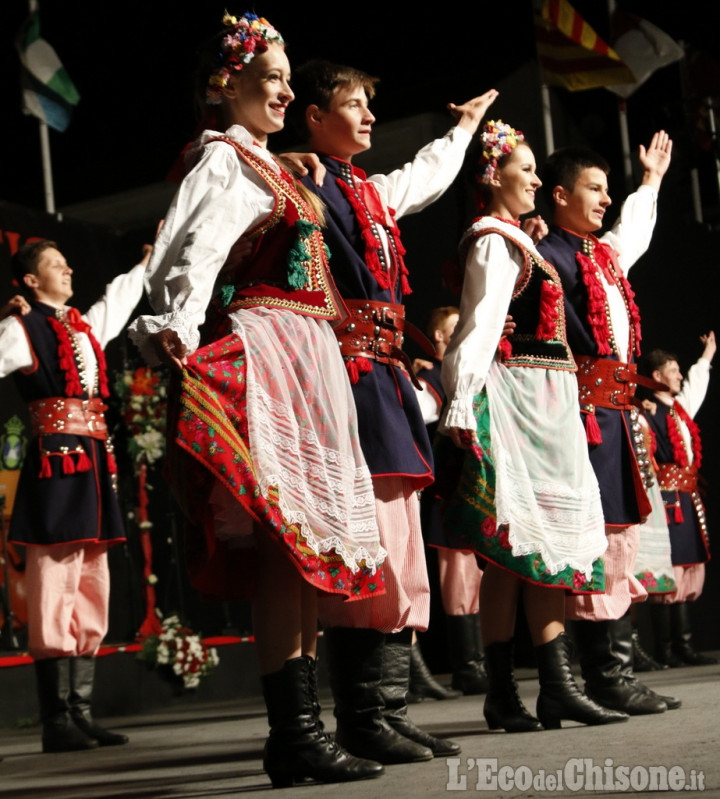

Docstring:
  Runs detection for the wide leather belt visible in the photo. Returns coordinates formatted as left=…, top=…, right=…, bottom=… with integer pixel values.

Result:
left=656, top=462, right=699, bottom=493
left=576, top=355, right=667, bottom=411
left=29, top=397, right=109, bottom=440
left=335, top=300, right=434, bottom=389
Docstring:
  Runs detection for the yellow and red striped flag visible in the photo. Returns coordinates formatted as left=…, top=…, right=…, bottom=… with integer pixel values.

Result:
left=535, top=0, right=636, bottom=91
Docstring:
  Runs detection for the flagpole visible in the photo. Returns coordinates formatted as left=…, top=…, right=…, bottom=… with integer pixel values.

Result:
left=38, top=119, right=56, bottom=215
left=617, top=100, right=633, bottom=192
left=28, top=0, right=56, bottom=215
left=606, top=0, right=633, bottom=192
left=541, top=82, right=555, bottom=157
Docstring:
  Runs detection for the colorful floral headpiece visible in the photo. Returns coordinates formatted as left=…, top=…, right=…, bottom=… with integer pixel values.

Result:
left=476, top=120, right=524, bottom=184
left=206, top=11, right=284, bottom=105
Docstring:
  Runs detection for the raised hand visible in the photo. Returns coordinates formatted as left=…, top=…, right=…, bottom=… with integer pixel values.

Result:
left=700, top=330, right=716, bottom=363
left=638, top=130, right=672, bottom=188
left=448, top=89, right=499, bottom=135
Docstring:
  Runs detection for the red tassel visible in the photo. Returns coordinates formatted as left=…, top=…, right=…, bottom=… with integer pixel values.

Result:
left=498, top=338, right=512, bottom=361
left=62, top=452, right=76, bottom=474
left=673, top=502, right=684, bottom=524
left=39, top=454, right=52, bottom=479
left=356, top=356, right=373, bottom=374
left=106, top=451, right=118, bottom=475
left=584, top=411, right=603, bottom=445
left=346, top=360, right=360, bottom=384
left=75, top=449, right=92, bottom=472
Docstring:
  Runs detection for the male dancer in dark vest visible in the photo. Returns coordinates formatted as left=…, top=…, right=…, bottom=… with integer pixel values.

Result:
left=289, top=60, right=497, bottom=764
left=644, top=335, right=717, bottom=667
left=537, top=133, right=681, bottom=714
left=0, top=240, right=148, bottom=752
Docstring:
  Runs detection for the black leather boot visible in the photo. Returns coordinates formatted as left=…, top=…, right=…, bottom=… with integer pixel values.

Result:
left=671, top=603, right=718, bottom=666
left=261, top=655, right=384, bottom=788
left=572, top=618, right=670, bottom=714
left=447, top=613, right=489, bottom=695
left=651, top=604, right=683, bottom=668
left=324, top=627, right=432, bottom=764
left=408, top=641, right=461, bottom=702
left=535, top=633, right=628, bottom=729
left=34, top=658, right=98, bottom=753
left=483, top=639, right=543, bottom=732
left=612, top=615, right=682, bottom=710
left=631, top=624, right=666, bottom=671
left=68, top=656, right=128, bottom=746
left=382, top=630, right=461, bottom=757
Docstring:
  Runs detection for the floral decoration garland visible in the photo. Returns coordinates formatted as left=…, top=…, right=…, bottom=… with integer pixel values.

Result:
left=114, top=366, right=168, bottom=473
left=115, top=365, right=169, bottom=637
left=206, top=12, right=284, bottom=104
left=476, top=119, right=524, bottom=184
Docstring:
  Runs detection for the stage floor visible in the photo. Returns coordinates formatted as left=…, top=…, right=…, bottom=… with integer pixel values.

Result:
left=1, top=657, right=718, bottom=798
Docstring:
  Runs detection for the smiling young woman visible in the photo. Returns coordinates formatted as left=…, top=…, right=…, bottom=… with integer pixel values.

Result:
left=439, top=120, right=625, bottom=734
left=128, top=11, right=385, bottom=790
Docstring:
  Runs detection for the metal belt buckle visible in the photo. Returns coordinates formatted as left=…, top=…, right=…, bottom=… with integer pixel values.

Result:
left=614, top=366, right=629, bottom=383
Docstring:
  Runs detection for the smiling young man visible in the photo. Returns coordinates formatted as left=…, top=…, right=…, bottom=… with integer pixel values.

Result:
left=0, top=239, right=149, bottom=753
left=288, top=60, right=497, bottom=766
left=536, top=133, right=680, bottom=717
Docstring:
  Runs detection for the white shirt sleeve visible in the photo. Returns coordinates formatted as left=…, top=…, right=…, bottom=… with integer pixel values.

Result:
left=440, top=232, right=521, bottom=431
left=413, top=379, right=442, bottom=425
left=676, top=357, right=711, bottom=418
left=128, top=136, right=275, bottom=364
left=601, top=184, right=658, bottom=274
left=83, top=262, right=147, bottom=349
left=367, top=126, right=472, bottom=218
left=0, top=316, right=33, bottom=377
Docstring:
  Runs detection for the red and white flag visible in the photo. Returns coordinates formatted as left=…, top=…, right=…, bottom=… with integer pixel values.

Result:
left=535, top=0, right=635, bottom=92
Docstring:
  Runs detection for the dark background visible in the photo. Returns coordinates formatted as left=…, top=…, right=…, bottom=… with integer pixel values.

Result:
left=1, top=1, right=720, bottom=660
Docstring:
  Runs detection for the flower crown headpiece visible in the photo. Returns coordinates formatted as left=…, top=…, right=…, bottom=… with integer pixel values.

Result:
left=206, top=11, right=284, bottom=105
left=476, top=119, right=524, bottom=184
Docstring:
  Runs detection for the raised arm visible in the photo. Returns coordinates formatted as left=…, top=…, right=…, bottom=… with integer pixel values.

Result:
left=368, top=89, right=498, bottom=218
left=638, top=130, right=673, bottom=191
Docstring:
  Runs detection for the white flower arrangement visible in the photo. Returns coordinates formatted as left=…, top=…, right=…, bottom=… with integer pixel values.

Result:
left=138, top=613, right=219, bottom=690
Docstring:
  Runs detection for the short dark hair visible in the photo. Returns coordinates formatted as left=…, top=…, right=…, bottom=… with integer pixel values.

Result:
left=289, top=59, right=379, bottom=139
left=541, top=146, right=610, bottom=206
left=644, top=348, right=679, bottom=375
left=11, top=240, right=57, bottom=297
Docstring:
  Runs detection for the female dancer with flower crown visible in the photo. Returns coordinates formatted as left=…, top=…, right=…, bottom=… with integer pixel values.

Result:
left=439, top=121, right=627, bottom=732
left=129, top=12, right=385, bottom=788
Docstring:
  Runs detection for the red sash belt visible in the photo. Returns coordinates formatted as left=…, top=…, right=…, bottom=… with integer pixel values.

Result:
left=576, top=355, right=667, bottom=411
left=29, top=397, right=109, bottom=440
left=656, top=462, right=699, bottom=493
left=335, top=300, right=434, bottom=388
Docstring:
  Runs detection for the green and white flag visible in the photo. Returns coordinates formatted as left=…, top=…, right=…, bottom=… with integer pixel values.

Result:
left=15, top=11, right=80, bottom=132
